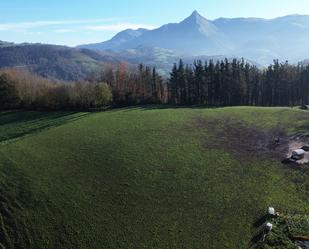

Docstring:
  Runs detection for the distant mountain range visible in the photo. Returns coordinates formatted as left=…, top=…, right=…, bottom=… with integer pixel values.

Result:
left=79, top=11, right=309, bottom=65
left=0, top=42, right=253, bottom=80
left=1, top=11, right=309, bottom=81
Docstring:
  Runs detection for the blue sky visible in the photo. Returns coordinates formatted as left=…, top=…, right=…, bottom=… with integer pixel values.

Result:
left=1, top=0, right=309, bottom=46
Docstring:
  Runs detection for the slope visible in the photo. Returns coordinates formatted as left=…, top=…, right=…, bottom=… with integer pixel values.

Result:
left=0, top=44, right=120, bottom=81
left=0, top=107, right=309, bottom=248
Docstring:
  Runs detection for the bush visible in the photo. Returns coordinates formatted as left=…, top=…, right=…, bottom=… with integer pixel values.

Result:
left=93, top=82, right=113, bottom=107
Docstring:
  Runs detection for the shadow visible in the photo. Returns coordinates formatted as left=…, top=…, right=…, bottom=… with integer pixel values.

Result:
left=139, top=104, right=223, bottom=111
left=296, top=125, right=309, bottom=136
left=104, top=104, right=221, bottom=113
left=254, top=214, right=268, bottom=228
left=0, top=110, right=90, bottom=143
left=251, top=228, right=264, bottom=244
left=0, top=110, right=76, bottom=125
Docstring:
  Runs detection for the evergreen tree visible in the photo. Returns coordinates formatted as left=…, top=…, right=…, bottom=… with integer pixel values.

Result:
left=169, top=63, right=178, bottom=104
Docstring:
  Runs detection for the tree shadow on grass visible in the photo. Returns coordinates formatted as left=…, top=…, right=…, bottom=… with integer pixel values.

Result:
left=105, top=104, right=218, bottom=113
left=295, top=124, right=309, bottom=136
left=251, top=230, right=264, bottom=244
left=0, top=110, right=90, bottom=144
left=250, top=228, right=264, bottom=248
left=254, top=214, right=268, bottom=228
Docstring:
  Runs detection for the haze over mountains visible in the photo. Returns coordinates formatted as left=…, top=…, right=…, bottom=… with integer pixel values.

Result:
left=80, top=11, right=309, bottom=65
left=1, top=11, right=309, bottom=81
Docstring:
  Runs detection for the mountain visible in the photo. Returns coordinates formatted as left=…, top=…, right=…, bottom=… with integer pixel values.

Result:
left=99, top=46, right=257, bottom=76
left=80, top=11, right=231, bottom=55
left=123, top=11, right=231, bottom=55
left=2, top=11, right=308, bottom=81
left=81, top=28, right=149, bottom=51
left=213, top=14, right=309, bottom=64
left=0, top=44, right=121, bottom=81
left=79, top=11, right=309, bottom=65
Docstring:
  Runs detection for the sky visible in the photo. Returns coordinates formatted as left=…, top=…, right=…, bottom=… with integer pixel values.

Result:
left=1, top=0, right=309, bottom=46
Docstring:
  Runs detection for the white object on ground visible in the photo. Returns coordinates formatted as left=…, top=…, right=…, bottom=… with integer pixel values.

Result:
left=268, top=207, right=275, bottom=216
left=292, top=149, right=306, bottom=160
left=265, top=223, right=273, bottom=231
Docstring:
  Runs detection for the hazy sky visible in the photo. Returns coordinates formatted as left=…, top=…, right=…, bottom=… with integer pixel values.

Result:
left=1, top=0, right=309, bottom=46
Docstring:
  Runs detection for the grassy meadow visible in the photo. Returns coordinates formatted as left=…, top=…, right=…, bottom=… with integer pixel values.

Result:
left=0, top=106, right=309, bottom=248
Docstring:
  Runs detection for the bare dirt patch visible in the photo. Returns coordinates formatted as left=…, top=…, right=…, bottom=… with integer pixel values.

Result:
left=194, top=116, right=289, bottom=162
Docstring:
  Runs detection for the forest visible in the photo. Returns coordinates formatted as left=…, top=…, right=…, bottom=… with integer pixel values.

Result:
left=167, top=59, right=309, bottom=106
left=1, top=59, right=309, bottom=110
left=100, top=59, right=309, bottom=107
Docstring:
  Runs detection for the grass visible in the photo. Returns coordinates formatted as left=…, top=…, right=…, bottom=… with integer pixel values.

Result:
left=0, top=106, right=309, bottom=248
left=255, top=213, right=309, bottom=249
left=287, top=214, right=309, bottom=238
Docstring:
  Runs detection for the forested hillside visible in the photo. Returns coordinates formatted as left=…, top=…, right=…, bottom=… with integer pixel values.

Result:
left=0, top=44, right=120, bottom=81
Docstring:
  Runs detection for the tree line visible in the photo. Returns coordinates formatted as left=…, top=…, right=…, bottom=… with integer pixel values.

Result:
left=1, top=59, right=309, bottom=110
left=96, top=63, right=167, bottom=105
left=168, top=59, right=309, bottom=106
left=0, top=64, right=166, bottom=110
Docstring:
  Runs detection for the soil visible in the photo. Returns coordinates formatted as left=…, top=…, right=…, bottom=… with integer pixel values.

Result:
left=194, top=116, right=288, bottom=162
left=194, top=115, right=309, bottom=166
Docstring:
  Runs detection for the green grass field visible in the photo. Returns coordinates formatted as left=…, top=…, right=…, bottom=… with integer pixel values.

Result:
left=0, top=106, right=309, bottom=249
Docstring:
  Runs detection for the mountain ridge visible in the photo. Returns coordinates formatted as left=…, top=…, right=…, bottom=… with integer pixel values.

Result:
left=0, top=44, right=122, bottom=81
left=78, top=11, right=309, bottom=64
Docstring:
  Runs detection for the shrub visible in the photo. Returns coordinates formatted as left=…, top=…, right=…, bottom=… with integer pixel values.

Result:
left=93, top=82, right=113, bottom=107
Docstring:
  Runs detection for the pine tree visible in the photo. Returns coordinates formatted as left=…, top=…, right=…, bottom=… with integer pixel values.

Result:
left=169, top=63, right=178, bottom=104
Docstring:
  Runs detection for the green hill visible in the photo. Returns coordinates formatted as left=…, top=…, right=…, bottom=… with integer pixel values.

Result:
left=0, top=107, right=309, bottom=248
